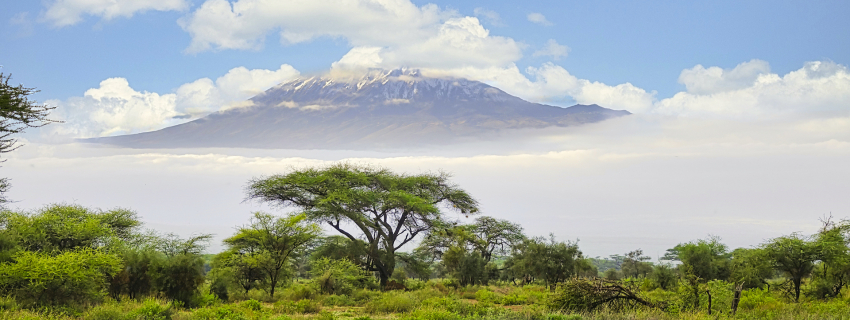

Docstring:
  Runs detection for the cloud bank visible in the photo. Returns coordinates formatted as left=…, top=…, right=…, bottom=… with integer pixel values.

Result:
left=43, top=0, right=189, bottom=27
left=45, top=65, right=300, bottom=138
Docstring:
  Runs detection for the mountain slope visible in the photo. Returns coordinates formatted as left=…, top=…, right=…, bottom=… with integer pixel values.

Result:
left=89, top=69, right=630, bottom=149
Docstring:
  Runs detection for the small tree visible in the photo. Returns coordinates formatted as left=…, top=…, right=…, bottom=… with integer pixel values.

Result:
left=246, top=164, right=478, bottom=286
left=621, top=249, right=652, bottom=278
left=0, top=73, right=58, bottom=205
left=729, top=248, right=773, bottom=290
left=763, top=233, right=819, bottom=302
left=665, top=236, right=731, bottom=282
left=809, top=218, right=850, bottom=299
left=153, top=233, right=210, bottom=306
left=510, top=235, right=584, bottom=290
left=224, top=212, right=320, bottom=297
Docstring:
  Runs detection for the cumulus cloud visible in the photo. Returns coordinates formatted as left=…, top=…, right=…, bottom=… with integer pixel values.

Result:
left=46, top=78, right=180, bottom=138
left=181, top=0, right=522, bottom=70
left=43, top=0, right=189, bottom=27
left=45, top=65, right=300, bottom=138
left=678, top=59, right=771, bottom=95
left=657, top=61, right=850, bottom=119
left=180, top=0, right=450, bottom=52
left=533, top=39, right=570, bottom=60
left=424, top=62, right=656, bottom=112
left=176, top=64, right=300, bottom=115
left=527, top=13, right=552, bottom=26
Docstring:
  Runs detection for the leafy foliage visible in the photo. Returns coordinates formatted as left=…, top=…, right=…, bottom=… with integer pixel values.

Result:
left=311, top=257, right=373, bottom=294
left=509, top=235, right=587, bottom=289
left=246, top=164, right=479, bottom=285
left=223, top=212, right=320, bottom=297
left=0, top=249, right=121, bottom=307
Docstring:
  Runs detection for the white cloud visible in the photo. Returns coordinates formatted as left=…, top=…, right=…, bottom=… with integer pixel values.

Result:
left=678, top=59, right=771, bottom=95
left=43, top=0, right=189, bottom=27
left=180, top=0, right=451, bottom=52
left=527, top=12, right=552, bottom=26
left=657, top=61, right=850, bottom=119
left=424, top=62, right=656, bottom=112
left=47, top=78, right=180, bottom=138
left=181, top=0, right=522, bottom=70
left=473, top=7, right=503, bottom=27
left=533, top=39, right=570, bottom=60
left=45, top=65, right=300, bottom=139
left=176, top=64, right=300, bottom=115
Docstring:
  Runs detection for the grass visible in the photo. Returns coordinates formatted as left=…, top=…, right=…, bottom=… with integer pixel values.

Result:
left=3, top=280, right=850, bottom=320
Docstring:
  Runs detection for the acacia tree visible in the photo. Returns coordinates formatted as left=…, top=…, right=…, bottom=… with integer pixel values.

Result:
left=224, top=212, right=320, bottom=297
left=246, top=164, right=478, bottom=286
left=763, top=233, right=819, bottom=302
left=510, top=235, right=586, bottom=290
left=0, top=73, right=58, bottom=205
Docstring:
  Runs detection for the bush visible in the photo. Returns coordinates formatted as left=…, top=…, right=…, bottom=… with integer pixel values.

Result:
left=129, top=298, right=173, bottom=320
left=294, top=299, right=321, bottom=313
left=737, top=288, right=781, bottom=311
left=365, top=292, right=419, bottom=313
left=0, top=249, right=121, bottom=307
left=281, top=283, right=318, bottom=301
left=83, top=303, right=127, bottom=320
left=191, top=305, right=248, bottom=320
left=274, top=299, right=321, bottom=314
left=239, top=299, right=262, bottom=311
left=398, top=307, right=462, bottom=320
left=322, top=294, right=356, bottom=306
left=474, top=289, right=502, bottom=304
left=155, top=253, right=206, bottom=307
left=310, top=258, right=373, bottom=295
left=0, top=296, right=18, bottom=311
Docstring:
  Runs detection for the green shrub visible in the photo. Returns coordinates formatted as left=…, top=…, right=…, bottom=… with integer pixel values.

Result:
left=295, top=299, right=321, bottom=313
left=155, top=253, right=206, bottom=307
left=398, top=307, right=462, bottom=320
left=274, top=299, right=321, bottom=314
left=129, top=298, right=173, bottom=320
left=316, top=311, right=336, bottom=320
left=311, top=258, right=373, bottom=295
left=351, top=288, right=380, bottom=303
left=322, top=294, right=356, bottom=306
left=191, top=305, right=248, bottom=320
left=0, top=296, right=18, bottom=311
left=405, top=279, right=427, bottom=291
left=365, top=292, right=419, bottom=313
left=0, top=249, right=121, bottom=307
left=737, top=288, right=781, bottom=311
left=239, top=299, right=262, bottom=311
left=282, top=283, right=318, bottom=301
left=83, top=304, right=127, bottom=320
left=474, top=289, right=502, bottom=304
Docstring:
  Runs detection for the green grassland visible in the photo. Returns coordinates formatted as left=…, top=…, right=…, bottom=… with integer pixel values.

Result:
left=3, top=279, right=850, bottom=320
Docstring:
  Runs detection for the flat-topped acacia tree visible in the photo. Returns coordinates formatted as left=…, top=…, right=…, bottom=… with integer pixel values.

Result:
left=246, top=164, right=479, bottom=286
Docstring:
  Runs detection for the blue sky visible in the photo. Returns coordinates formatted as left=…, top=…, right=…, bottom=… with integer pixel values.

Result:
left=2, top=0, right=850, bottom=255
left=2, top=0, right=847, bottom=102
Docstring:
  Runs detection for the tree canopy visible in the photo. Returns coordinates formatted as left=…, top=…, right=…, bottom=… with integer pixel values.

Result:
left=246, top=163, right=479, bottom=286
left=0, top=72, right=58, bottom=206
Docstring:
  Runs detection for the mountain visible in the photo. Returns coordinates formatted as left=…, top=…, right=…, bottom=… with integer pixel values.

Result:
left=88, top=69, right=630, bottom=149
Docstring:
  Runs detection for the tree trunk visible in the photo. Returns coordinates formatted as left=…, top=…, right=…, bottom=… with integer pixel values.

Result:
left=731, top=284, right=742, bottom=315
left=794, top=278, right=801, bottom=302
left=706, top=290, right=712, bottom=315
left=269, top=270, right=278, bottom=298
left=379, top=273, right=389, bottom=288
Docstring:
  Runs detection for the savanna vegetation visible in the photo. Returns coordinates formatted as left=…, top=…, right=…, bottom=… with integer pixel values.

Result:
left=2, top=74, right=850, bottom=320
